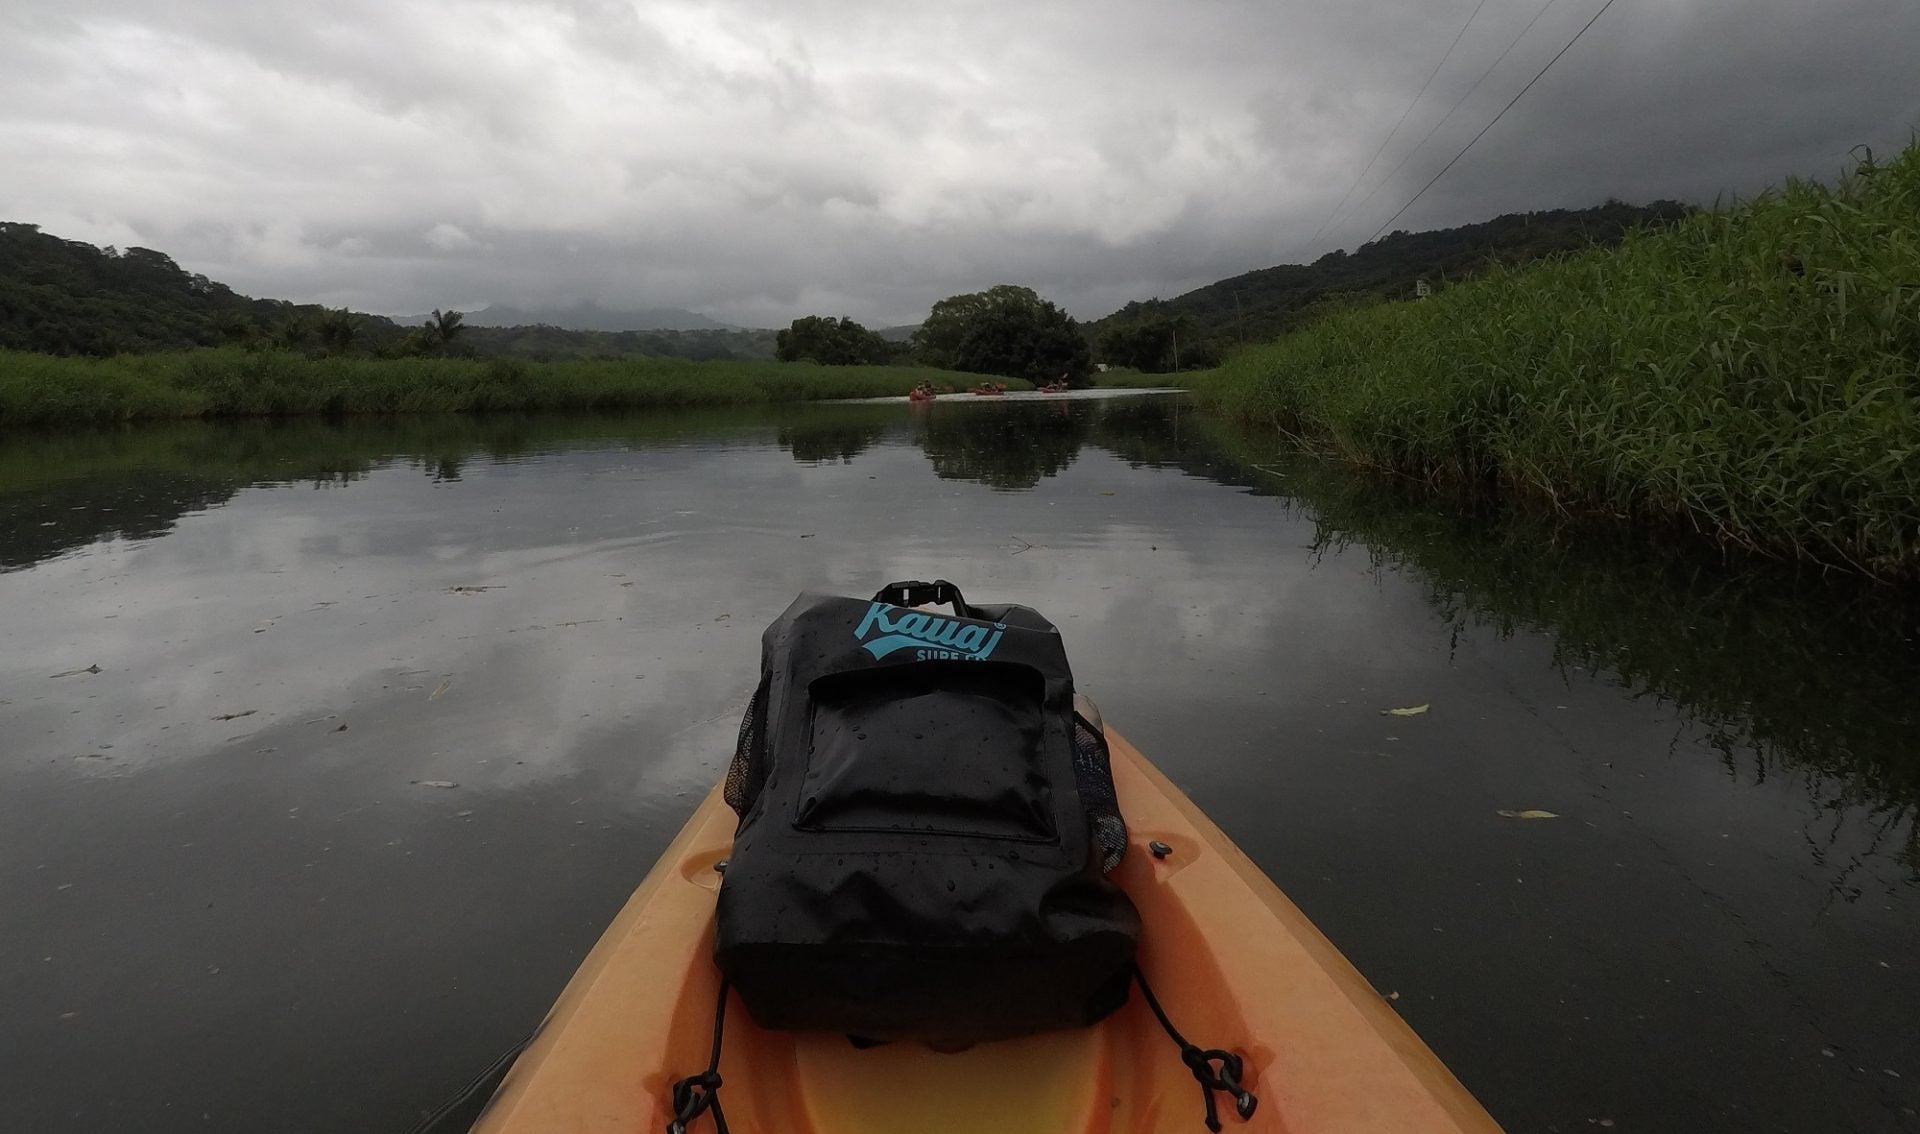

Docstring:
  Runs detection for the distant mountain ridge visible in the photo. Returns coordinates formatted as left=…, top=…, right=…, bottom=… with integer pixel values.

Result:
left=0, top=220, right=771, bottom=360
left=389, top=302, right=734, bottom=332
left=1087, top=199, right=1694, bottom=368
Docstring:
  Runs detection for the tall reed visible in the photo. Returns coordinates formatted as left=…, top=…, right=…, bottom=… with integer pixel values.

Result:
left=1197, top=143, right=1920, bottom=580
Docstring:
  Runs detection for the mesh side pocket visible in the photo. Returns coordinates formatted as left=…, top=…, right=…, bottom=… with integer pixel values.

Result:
left=724, top=672, right=772, bottom=816
left=1072, top=714, right=1128, bottom=873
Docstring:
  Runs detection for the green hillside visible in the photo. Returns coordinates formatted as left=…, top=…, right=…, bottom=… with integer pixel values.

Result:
left=1088, top=199, right=1692, bottom=370
left=0, top=222, right=773, bottom=362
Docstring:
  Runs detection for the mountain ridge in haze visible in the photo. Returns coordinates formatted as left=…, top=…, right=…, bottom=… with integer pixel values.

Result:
left=387, top=301, right=735, bottom=332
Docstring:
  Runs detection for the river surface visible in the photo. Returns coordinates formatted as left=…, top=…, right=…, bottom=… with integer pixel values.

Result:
left=2, top=394, right=1916, bottom=1134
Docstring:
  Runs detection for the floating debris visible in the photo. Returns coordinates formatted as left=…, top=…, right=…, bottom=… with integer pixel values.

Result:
left=211, top=710, right=258, bottom=721
left=1382, top=704, right=1430, bottom=717
left=429, top=681, right=451, bottom=701
left=447, top=585, right=502, bottom=594
left=416, top=780, right=458, bottom=789
left=1497, top=809, right=1560, bottom=820
left=48, top=665, right=101, bottom=679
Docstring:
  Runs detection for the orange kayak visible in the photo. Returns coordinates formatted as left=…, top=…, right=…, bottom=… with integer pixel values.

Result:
left=470, top=728, right=1503, bottom=1134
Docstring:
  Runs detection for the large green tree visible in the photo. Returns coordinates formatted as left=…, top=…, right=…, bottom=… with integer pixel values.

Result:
left=775, top=315, right=893, bottom=365
left=911, top=284, right=1091, bottom=385
left=315, top=307, right=359, bottom=356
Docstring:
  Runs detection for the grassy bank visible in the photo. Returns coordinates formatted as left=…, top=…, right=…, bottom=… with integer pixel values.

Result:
left=0, top=350, right=988, bottom=426
left=1192, top=143, right=1920, bottom=581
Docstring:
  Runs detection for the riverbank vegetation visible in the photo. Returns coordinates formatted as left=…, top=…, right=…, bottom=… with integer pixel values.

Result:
left=1188, top=144, right=1920, bottom=581
left=1085, top=199, right=1693, bottom=371
left=0, top=349, right=990, bottom=426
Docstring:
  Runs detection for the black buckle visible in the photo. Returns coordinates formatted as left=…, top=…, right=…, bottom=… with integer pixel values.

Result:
left=872, top=579, right=968, bottom=615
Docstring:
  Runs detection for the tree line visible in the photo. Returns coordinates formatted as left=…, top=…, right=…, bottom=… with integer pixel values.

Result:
left=777, top=285, right=1093, bottom=385
left=6, top=197, right=1697, bottom=380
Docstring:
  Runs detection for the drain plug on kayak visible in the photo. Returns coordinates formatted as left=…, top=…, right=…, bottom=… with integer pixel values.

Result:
left=1148, top=841, right=1172, bottom=860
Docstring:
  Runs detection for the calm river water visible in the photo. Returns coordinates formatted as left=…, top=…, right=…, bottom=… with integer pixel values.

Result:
left=2, top=394, right=1915, bottom=1133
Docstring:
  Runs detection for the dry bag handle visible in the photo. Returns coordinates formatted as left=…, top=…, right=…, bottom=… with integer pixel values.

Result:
left=872, top=579, right=976, bottom=619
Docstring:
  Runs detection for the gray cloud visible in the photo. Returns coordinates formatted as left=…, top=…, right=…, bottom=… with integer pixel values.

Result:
left=2, top=0, right=1914, bottom=326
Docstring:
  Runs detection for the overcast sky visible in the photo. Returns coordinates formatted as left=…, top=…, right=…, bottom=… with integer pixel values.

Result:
left=3, top=0, right=1915, bottom=327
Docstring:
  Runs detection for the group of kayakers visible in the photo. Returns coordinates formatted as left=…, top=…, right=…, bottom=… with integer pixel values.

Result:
left=908, top=376, right=1071, bottom=401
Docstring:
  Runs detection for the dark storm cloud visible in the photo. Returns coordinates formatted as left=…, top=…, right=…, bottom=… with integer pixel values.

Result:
left=1, top=0, right=1914, bottom=326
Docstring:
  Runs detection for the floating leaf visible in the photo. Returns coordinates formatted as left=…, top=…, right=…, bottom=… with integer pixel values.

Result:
left=1497, top=809, right=1560, bottom=820
left=1382, top=704, right=1430, bottom=717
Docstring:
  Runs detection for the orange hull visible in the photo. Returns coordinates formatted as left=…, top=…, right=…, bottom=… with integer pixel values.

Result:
left=472, top=730, right=1503, bottom=1133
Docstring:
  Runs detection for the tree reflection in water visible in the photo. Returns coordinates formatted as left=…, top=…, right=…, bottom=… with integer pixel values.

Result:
left=912, top=400, right=1090, bottom=490
left=3, top=399, right=1913, bottom=884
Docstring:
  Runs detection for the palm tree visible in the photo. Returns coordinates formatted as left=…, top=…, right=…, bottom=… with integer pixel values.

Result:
left=429, top=308, right=465, bottom=348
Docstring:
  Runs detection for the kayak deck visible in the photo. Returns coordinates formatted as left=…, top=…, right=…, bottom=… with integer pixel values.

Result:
left=471, top=729, right=1503, bottom=1133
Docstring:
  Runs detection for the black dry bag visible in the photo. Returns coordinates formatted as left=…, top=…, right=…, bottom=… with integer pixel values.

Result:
left=714, top=580, right=1140, bottom=1046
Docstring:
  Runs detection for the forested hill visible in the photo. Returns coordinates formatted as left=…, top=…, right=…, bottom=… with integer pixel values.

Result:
left=0, top=221, right=304, bottom=355
left=0, top=222, right=775, bottom=360
left=1088, top=199, right=1692, bottom=369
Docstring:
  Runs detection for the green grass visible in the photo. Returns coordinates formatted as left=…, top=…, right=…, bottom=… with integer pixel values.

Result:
left=0, top=351, right=985, bottom=427
left=1190, top=142, right=1920, bottom=581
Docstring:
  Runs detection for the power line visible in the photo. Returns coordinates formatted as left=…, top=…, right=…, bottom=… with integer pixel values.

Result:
left=1302, top=0, right=1492, bottom=252
left=1368, top=0, right=1624, bottom=243
left=1338, top=0, right=1563, bottom=244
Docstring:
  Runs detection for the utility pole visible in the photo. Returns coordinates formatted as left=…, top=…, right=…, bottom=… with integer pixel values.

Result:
left=1171, top=326, right=1180, bottom=373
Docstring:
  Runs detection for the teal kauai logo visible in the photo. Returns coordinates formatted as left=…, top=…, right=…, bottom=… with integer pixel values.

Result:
left=854, top=602, right=1004, bottom=662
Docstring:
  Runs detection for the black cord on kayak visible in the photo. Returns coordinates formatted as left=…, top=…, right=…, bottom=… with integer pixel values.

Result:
left=1133, top=964, right=1258, bottom=1132
left=402, top=1029, right=536, bottom=1134
left=666, top=979, right=731, bottom=1134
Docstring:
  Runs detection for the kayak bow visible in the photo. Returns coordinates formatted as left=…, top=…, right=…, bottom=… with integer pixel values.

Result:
left=470, top=728, right=1503, bottom=1133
